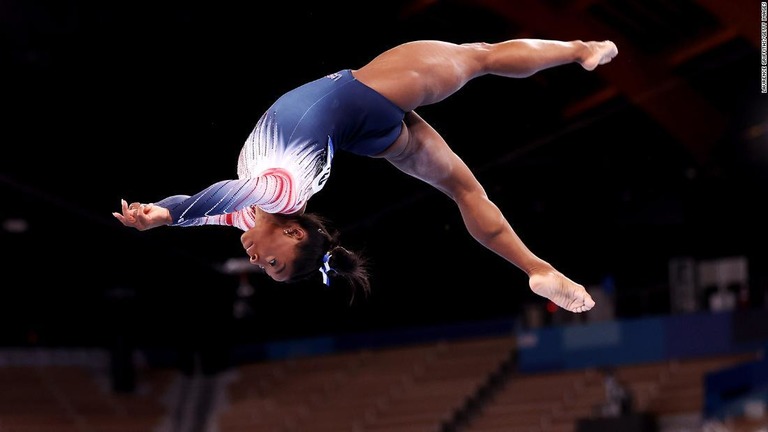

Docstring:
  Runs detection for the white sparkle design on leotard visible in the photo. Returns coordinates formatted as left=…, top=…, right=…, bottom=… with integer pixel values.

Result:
left=237, top=110, right=333, bottom=214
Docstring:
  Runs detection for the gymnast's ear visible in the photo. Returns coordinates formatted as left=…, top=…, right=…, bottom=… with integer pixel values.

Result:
left=282, top=226, right=305, bottom=240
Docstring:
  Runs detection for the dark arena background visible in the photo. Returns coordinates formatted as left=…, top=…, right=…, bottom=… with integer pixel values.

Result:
left=1, top=1, right=766, bottom=431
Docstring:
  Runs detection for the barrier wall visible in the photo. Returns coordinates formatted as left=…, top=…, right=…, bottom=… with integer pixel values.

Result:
left=226, top=309, right=768, bottom=370
left=515, top=310, right=768, bottom=372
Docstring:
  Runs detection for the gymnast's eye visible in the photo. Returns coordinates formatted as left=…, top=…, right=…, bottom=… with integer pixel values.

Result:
left=268, top=258, right=277, bottom=266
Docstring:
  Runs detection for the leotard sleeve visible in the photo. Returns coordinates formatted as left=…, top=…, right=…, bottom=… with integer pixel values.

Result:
left=154, top=168, right=302, bottom=231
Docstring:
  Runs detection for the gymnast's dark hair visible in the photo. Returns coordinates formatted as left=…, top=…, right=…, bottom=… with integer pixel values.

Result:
left=273, top=212, right=371, bottom=300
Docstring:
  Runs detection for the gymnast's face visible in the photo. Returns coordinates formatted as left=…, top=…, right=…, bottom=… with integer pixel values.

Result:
left=240, top=225, right=304, bottom=282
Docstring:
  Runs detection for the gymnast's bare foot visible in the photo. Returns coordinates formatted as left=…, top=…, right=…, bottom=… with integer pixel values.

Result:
left=580, top=40, right=618, bottom=71
left=529, top=271, right=595, bottom=313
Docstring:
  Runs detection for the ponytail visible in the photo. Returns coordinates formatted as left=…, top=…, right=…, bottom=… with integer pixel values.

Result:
left=275, top=212, right=371, bottom=301
left=322, top=245, right=371, bottom=301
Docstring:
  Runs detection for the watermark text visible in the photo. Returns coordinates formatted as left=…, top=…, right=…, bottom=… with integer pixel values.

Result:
left=761, top=2, right=767, bottom=92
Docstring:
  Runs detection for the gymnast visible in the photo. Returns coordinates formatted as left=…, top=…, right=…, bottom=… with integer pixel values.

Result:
left=114, top=38, right=618, bottom=313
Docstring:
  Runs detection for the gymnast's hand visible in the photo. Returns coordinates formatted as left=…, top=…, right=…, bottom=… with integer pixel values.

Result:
left=112, top=199, right=172, bottom=231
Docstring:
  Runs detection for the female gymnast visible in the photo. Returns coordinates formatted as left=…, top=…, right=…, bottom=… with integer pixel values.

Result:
left=113, top=38, right=618, bottom=313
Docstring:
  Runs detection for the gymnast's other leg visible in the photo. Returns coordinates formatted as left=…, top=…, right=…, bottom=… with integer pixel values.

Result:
left=354, top=38, right=617, bottom=312
left=353, top=38, right=618, bottom=111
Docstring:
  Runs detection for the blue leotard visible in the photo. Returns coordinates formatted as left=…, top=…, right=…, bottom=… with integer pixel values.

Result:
left=155, top=69, right=406, bottom=230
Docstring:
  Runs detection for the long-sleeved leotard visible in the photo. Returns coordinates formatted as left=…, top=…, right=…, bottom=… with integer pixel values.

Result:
left=155, top=69, right=405, bottom=231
